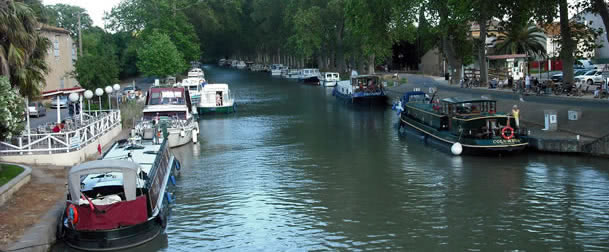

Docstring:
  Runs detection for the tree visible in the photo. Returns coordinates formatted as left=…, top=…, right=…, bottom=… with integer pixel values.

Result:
left=0, top=0, right=51, bottom=98
left=137, top=31, right=187, bottom=78
left=0, top=76, right=25, bottom=140
left=44, top=4, right=93, bottom=38
left=73, top=27, right=119, bottom=90
left=495, top=22, right=547, bottom=57
left=592, top=0, right=609, bottom=47
left=106, top=0, right=202, bottom=62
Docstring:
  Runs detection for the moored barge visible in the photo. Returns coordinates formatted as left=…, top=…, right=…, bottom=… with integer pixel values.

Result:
left=57, top=134, right=180, bottom=251
left=397, top=92, right=528, bottom=155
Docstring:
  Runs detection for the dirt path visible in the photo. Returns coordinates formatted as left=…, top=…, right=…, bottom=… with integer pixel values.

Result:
left=0, top=166, right=67, bottom=250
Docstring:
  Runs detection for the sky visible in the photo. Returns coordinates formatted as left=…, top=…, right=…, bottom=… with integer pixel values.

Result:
left=42, top=0, right=121, bottom=28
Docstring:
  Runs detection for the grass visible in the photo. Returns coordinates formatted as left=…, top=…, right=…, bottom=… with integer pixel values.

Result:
left=0, top=164, right=24, bottom=187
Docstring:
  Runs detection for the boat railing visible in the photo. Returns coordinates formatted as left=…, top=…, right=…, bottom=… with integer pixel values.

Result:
left=0, top=110, right=121, bottom=155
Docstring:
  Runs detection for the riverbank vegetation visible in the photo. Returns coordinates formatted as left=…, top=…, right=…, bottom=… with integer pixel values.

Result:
left=10, top=0, right=609, bottom=88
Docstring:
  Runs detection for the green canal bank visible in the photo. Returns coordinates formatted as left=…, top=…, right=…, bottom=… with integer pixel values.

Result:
left=384, top=73, right=609, bottom=157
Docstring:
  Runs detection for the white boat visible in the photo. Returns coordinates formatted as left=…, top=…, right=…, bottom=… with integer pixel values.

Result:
left=178, top=77, right=205, bottom=105
left=141, top=87, right=199, bottom=148
left=57, top=134, right=179, bottom=250
left=280, top=66, right=289, bottom=77
left=235, top=61, right=247, bottom=70
left=270, top=64, right=283, bottom=76
left=197, top=83, right=236, bottom=114
left=188, top=68, right=205, bottom=78
left=299, top=68, right=321, bottom=84
left=230, top=60, right=239, bottom=68
left=321, top=72, right=340, bottom=87
left=286, top=69, right=301, bottom=79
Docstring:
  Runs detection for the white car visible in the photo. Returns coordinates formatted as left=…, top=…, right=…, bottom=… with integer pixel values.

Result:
left=575, top=70, right=604, bottom=85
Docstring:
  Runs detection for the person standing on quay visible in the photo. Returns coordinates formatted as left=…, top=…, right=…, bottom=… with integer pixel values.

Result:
left=512, top=105, right=520, bottom=128
left=525, top=74, right=530, bottom=92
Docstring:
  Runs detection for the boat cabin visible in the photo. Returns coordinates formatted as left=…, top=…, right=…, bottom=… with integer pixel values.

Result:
left=67, top=160, right=148, bottom=231
left=200, top=84, right=233, bottom=107
left=439, top=97, right=497, bottom=117
left=351, top=75, right=383, bottom=93
left=323, top=72, right=340, bottom=81
left=187, top=68, right=205, bottom=78
left=439, top=97, right=516, bottom=139
left=144, top=87, right=192, bottom=120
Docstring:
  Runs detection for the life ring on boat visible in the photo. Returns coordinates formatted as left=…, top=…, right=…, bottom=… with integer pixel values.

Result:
left=67, top=204, right=78, bottom=226
left=501, top=126, right=515, bottom=140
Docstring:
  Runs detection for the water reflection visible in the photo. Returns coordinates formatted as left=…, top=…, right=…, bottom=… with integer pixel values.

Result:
left=57, top=66, right=609, bottom=251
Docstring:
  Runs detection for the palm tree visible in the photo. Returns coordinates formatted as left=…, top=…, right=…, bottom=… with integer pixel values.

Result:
left=0, top=0, right=50, bottom=97
left=495, top=22, right=547, bottom=57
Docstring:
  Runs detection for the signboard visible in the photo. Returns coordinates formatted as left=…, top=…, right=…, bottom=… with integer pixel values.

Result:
left=70, top=131, right=81, bottom=148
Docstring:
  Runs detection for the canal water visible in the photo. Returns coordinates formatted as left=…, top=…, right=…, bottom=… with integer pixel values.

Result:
left=53, top=66, right=609, bottom=251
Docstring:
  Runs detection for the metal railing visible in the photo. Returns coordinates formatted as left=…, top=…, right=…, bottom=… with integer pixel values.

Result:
left=0, top=110, right=121, bottom=155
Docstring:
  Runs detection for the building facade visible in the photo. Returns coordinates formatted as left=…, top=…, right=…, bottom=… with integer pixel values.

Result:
left=39, top=24, right=78, bottom=94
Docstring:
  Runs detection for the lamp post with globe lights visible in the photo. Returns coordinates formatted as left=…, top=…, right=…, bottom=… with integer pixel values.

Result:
left=84, top=90, right=93, bottom=114
left=69, top=92, right=80, bottom=121
left=105, top=86, right=113, bottom=110
left=95, top=88, right=103, bottom=112
left=113, top=84, right=121, bottom=109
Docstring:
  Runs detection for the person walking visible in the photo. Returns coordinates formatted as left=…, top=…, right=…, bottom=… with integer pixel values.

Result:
left=525, top=74, right=531, bottom=92
left=512, top=105, right=520, bottom=128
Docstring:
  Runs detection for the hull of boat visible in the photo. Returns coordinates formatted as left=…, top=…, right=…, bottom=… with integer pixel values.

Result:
left=61, top=151, right=178, bottom=251
left=332, top=88, right=387, bottom=105
left=167, top=128, right=193, bottom=148
left=197, top=104, right=236, bottom=114
left=399, top=116, right=528, bottom=154
left=322, top=81, right=337, bottom=87
left=301, top=76, right=320, bottom=84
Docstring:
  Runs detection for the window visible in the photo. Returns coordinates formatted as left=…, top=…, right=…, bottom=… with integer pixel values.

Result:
left=60, top=78, right=65, bottom=89
left=54, top=36, right=60, bottom=58
left=71, top=46, right=77, bottom=62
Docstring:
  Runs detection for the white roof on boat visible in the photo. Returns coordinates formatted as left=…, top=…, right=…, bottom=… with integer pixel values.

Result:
left=68, top=160, right=140, bottom=202
left=203, top=83, right=230, bottom=90
left=143, top=104, right=189, bottom=113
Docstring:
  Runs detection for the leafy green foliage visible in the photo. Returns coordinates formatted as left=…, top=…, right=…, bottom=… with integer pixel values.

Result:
left=44, top=3, right=93, bottom=38
left=72, top=27, right=119, bottom=90
left=106, top=0, right=201, bottom=62
left=1, top=0, right=51, bottom=98
left=136, top=31, right=187, bottom=78
left=0, top=76, right=25, bottom=140
left=496, top=23, right=547, bottom=56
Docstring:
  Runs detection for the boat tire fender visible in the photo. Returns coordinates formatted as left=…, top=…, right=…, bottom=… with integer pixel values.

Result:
left=501, top=126, right=514, bottom=140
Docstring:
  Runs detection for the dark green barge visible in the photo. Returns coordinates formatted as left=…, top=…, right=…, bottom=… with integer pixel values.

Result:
left=396, top=92, right=528, bottom=154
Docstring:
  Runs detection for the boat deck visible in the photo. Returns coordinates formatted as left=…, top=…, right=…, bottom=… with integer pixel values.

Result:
left=80, top=140, right=162, bottom=193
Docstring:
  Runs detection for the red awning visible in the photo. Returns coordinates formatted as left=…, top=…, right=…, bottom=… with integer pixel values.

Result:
left=487, top=54, right=528, bottom=60
left=41, top=87, right=85, bottom=97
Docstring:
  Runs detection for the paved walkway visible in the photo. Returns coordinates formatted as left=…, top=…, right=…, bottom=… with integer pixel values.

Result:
left=384, top=73, right=609, bottom=139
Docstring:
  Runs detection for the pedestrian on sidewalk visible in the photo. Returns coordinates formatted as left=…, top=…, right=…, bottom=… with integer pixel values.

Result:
left=512, top=105, right=520, bottom=128
left=525, top=75, right=531, bottom=92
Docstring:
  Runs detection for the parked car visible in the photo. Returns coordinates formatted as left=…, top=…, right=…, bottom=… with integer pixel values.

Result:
left=28, top=101, right=46, bottom=117
left=575, top=69, right=604, bottom=85
left=50, top=95, right=68, bottom=108
left=550, top=69, right=588, bottom=83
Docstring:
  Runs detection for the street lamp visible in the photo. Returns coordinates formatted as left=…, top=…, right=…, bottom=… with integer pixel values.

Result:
left=95, top=88, right=103, bottom=111
left=105, top=86, right=113, bottom=110
left=84, top=90, right=93, bottom=113
left=113, top=84, right=121, bottom=109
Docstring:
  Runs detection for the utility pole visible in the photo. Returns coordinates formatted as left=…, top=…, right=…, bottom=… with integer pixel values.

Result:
left=78, top=12, right=83, bottom=56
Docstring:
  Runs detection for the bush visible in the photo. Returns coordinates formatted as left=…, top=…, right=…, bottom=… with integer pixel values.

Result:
left=0, top=77, right=25, bottom=140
